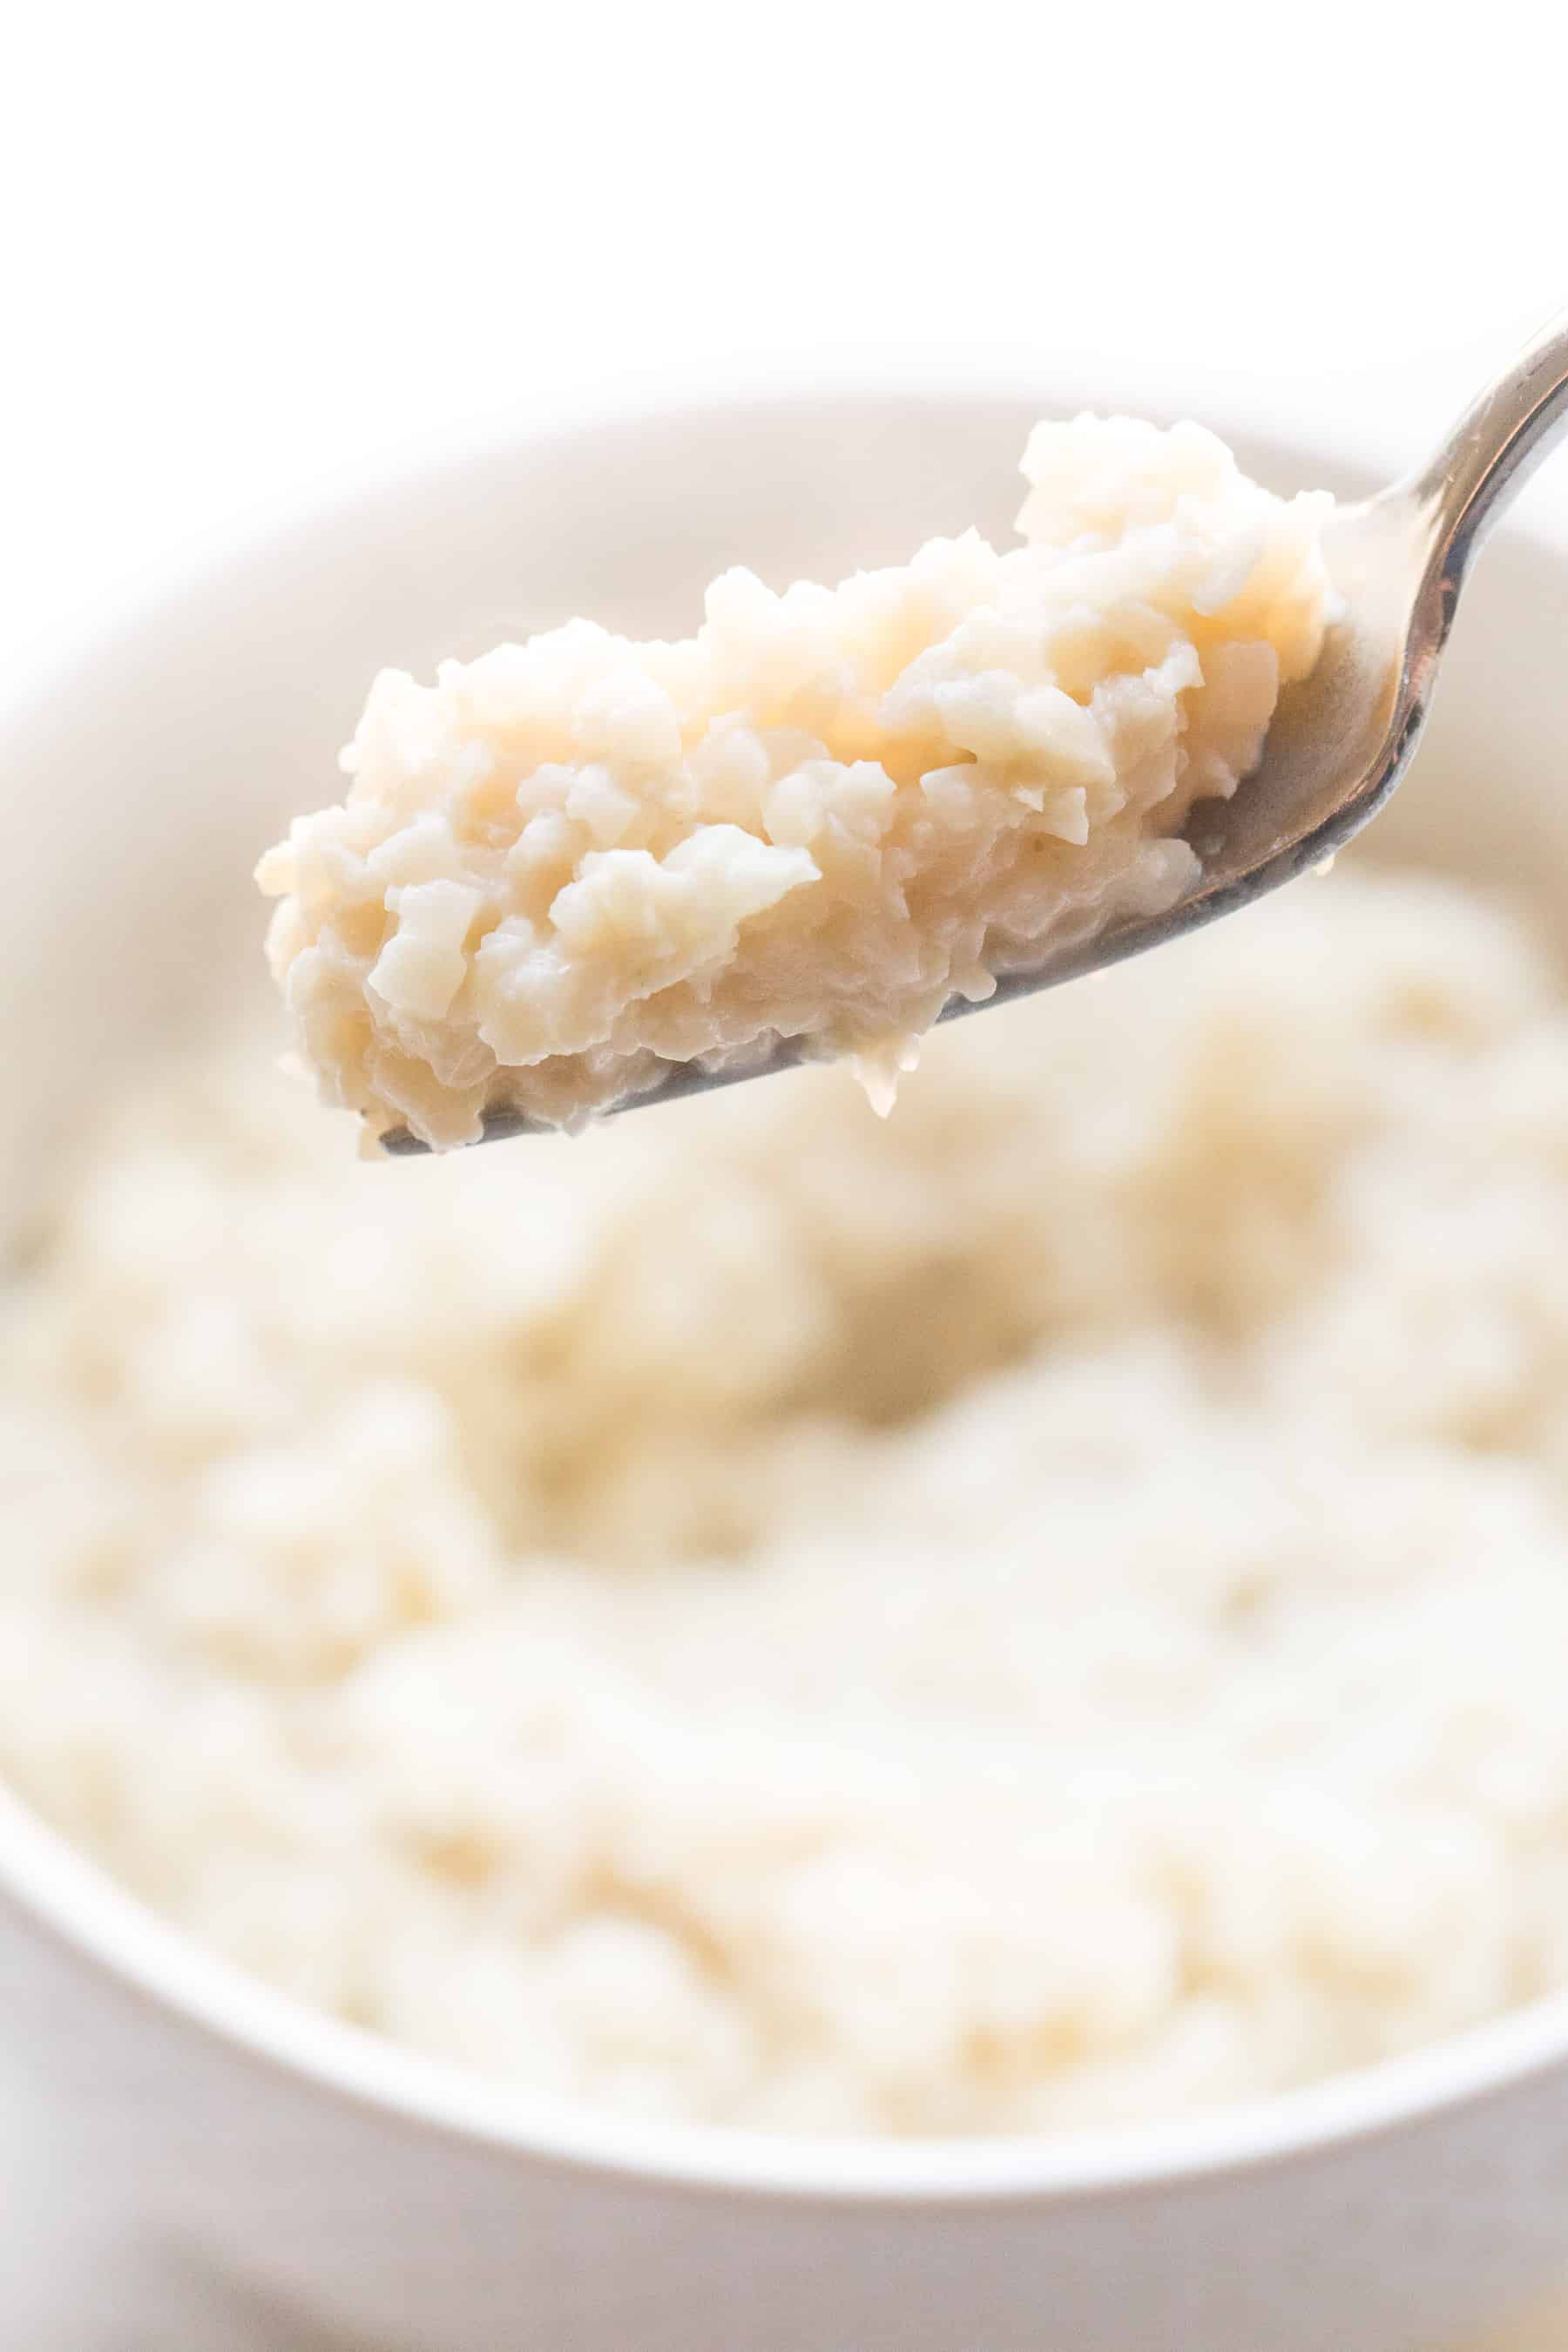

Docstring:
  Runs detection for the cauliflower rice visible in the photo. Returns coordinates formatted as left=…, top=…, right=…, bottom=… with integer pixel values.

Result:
left=7, top=867, right=1568, bottom=2134
left=256, top=416, right=1335, bottom=1146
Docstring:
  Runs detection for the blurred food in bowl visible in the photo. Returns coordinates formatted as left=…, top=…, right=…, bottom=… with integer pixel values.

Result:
left=5, top=858, right=1568, bottom=2135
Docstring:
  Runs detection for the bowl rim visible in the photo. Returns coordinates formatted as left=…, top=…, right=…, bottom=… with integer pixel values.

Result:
left=6, top=358, right=1568, bottom=2207
left=10, top=1766, right=1568, bottom=2207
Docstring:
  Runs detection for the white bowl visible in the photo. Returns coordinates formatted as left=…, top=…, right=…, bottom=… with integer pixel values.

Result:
left=4, top=371, right=1568, bottom=2352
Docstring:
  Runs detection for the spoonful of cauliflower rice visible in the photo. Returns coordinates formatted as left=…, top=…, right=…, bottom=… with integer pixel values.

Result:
left=257, top=318, right=1568, bottom=1153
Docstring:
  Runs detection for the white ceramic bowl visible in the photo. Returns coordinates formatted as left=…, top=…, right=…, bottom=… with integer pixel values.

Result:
left=4, top=372, right=1568, bottom=2352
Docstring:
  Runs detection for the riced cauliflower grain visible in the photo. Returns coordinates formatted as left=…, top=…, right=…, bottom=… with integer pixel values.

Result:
left=8, top=868, right=1568, bottom=2136
left=256, top=416, right=1336, bottom=1146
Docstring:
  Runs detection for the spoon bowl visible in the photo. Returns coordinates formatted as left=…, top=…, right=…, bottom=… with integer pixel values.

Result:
left=380, top=313, right=1568, bottom=1155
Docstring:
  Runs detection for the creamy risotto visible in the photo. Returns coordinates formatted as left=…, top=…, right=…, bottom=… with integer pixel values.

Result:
left=6, top=868, right=1568, bottom=2134
left=256, top=416, right=1335, bottom=1146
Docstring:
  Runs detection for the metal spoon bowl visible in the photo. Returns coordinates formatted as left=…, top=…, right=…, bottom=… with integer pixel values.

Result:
left=385, top=311, right=1568, bottom=1155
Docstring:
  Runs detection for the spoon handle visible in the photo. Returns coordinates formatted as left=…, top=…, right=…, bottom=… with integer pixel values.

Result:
left=1406, top=306, right=1568, bottom=578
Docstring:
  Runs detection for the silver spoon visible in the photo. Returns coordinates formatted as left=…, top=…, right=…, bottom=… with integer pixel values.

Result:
left=386, top=310, right=1568, bottom=1156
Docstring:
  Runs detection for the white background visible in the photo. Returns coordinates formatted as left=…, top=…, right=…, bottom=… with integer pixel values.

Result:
left=3, top=3, right=1567, bottom=2344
